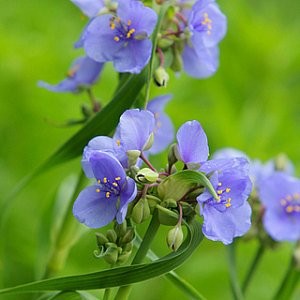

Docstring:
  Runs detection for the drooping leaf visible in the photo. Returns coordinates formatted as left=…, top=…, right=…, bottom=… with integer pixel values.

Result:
left=0, top=220, right=203, bottom=295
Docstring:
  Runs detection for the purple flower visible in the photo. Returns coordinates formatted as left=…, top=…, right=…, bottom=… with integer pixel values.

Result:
left=38, top=56, right=103, bottom=93
left=176, top=120, right=209, bottom=167
left=146, top=95, right=174, bottom=154
left=183, top=0, right=227, bottom=78
left=258, top=172, right=300, bottom=241
left=71, top=0, right=105, bottom=18
left=82, top=0, right=157, bottom=73
left=73, top=152, right=137, bottom=228
left=197, top=158, right=252, bottom=244
left=82, top=109, right=156, bottom=170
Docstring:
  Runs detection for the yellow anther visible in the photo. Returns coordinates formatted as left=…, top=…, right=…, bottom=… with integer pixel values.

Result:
left=115, top=176, right=121, bottom=181
left=226, top=188, right=231, bottom=193
left=217, top=190, right=223, bottom=195
left=116, top=139, right=121, bottom=146
left=126, top=28, right=135, bottom=38
left=97, top=179, right=101, bottom=184
left=286, top=205, right=294, bottom=213
left=106, top=192, right=111, bottom=198
left=227, top=198, right=232, bottom=202
left=110, top=22, right=116, bottom=30
left=114, top=36, right=120, bottom=42
left=103, top=177, right=108, bottom=183
left=293, top=193, right=300, bottom=199
left=225, top=203, right=231, bottom=208
left=112, top=182, right=118, bottom=187
left=96, top=188, right=100, bottom=193
left=127, top=20, right=132, bottom=26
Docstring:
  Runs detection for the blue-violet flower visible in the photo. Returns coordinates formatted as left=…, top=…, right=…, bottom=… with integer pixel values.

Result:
left=73, top=152, right=137, bottom=228
left=258, top=172, right=300, bottom=241
left=82, top=0, right=157, bottom=73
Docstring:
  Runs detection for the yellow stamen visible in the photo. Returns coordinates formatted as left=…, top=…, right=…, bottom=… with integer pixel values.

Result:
left=103, top=177, right=108, bottom=183
left=127, top=20, right=132, bottom=26
left=96, top=188, right=100, bottom=193
left=126, top=28, right=135, bottom=38
left=106, top=192, right=111, bottom=198
left=225, top=188, right=231, bottom=193
left=217, top=190, right=223, bottom=195
left=114, top=36, right=120, bottom=42
left=218, top=182, right=222, bottom=186
left=286, top=205, right=293, bottom=213
left=110, top=22, right=116, bottom=30
left=116, top=139, right=121, bottom=146
left=97, top=179, right=101, bottom=184
left=115, top=176, right=121, bottom=181
left=112, top=182, right=118, bottom=187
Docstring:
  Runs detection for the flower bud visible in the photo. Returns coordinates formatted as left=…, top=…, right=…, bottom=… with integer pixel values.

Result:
left=168, top=143, right=179, bottom=170
left=114, top=222, right=127, bottom=237
left=170, top=48, right=183, bottom=72
left=126, top=150, right=141, bottom=167
left=156, top=204, right=178, bottom=226
left=131, top=198, right=151, bottom=224
left=120, top=227, right=135, bottom=244
left=157, top=38, right=174, bottom=49
left=96, top=232, right=109, bottom=247
left=154, top=66, right=169, bottom=87
left=167, top=225, right=184, bottom=251
left=117, top=251, right=132, bottom=264
left=143, top=132, right=154, bottom=151
left=103, top=245, right=119, bottom=265
left=106, top=229, right=118, bottom=243
left=136, top=168, right=159, bottom=184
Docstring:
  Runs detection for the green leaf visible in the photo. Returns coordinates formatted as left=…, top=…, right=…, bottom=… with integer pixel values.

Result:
left=0, top=220, right=203, bottom=295
left=157, top=169, right=218, bottom=201
left=39, top=291, right=99, bottom=300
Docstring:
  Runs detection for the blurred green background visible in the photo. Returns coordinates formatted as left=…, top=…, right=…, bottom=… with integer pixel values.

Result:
left=0, top=0, right=299, bottom=299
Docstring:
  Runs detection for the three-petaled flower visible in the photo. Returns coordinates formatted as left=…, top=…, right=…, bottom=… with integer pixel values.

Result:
left=73, top=152, right=137, bottom=228
left=82, top=0, right=157, bottom=73
left=259, top=172, right=300, bottom=241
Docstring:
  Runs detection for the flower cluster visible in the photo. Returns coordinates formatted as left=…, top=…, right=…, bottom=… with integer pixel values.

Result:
left=73, top=108, right=253, bottom=246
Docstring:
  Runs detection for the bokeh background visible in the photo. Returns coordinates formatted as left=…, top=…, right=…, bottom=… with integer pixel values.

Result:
left=0, top=0, right=300, bottom=299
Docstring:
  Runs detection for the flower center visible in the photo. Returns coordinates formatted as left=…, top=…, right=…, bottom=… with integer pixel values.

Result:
left=194, top=12, right=212, bottom=35
left=95, top=176, right=122, bottom=198
left=280, top=193, right=300, bottom=214
left=109, top=17, right=136, bottom=43
left=206, top=182, right=232, bottom=211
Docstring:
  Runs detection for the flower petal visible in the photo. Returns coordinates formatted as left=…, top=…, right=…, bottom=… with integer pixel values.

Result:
left=73, top=186, right=118, bottom=228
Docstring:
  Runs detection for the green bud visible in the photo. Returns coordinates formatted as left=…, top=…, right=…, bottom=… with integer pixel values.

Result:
left=156, top=204, right=178, bottom=226
left=126, top=150, right=141, bottom=167
left=157, top=38, right=174, bottom=49
left=117, top=251, right=132, bottom=264
left=154, top=66, right=169, bottom=87
left=103, top=246, right=119, bottom=265
left=120, top=228, right=135, bottom=244
left=146, top=195, right=161, bottom=209
left=167, top=225, right=184, bottom=251
left=170, top=48, right=183, bottom=72
left=114, top=222, right=127, bottom=237
left=136, top=168, right=159, bottom=184
left=143, top=132, right=154, bottom=151
left=167, top=143, right=179, bottom=170
left=274, top=153, right=291, bottom=172
left=131, top=198, right=151, bottom=224
left=106, top=229, right=118, bottom=243
left=122, top=242, right=133, bottom=252
left=161, top=198, right=178, bottom=208
left=96, top=232, right=109, bottom=247
left=134, top=31, right=148, bottom=40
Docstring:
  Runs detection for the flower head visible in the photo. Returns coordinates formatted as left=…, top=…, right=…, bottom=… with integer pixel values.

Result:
left=176, top=120, right=209, bottom=167
left=182, top=0, right=227, bottom=78
left=82, top=0, right=157, bottom=73
left=197, top=158, right=252, bottom=244
left=258, top=172, right=300, bottom=241
left=38, top=56, right=103, bottom=93
left=146, top=95, right=174, bottom=154
left=73, top=152, right=137, bottom=228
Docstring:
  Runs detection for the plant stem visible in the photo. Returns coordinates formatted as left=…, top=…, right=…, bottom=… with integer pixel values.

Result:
left=273, top=243, right=300, bottom=300
left=114, top=210, right=160, bottom=300
left=242, top=243, right=265, bottom=293
left=43, top=171, right=87, bottom=278
left=227, top=243, right=244, bottom=300
left=103, top=288, right=111, bottom=300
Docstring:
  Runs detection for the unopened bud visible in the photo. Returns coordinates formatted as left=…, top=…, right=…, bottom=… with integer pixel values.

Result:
left=157, top=204, right=178, bottom=226
left=136, top=168, right=159, bottom=184
left=103, top=245, right=119, bottom=265
left=106, top=229, right=118, bottom=243
left=96, top=232, right=109, bottom=247
left=114, top=222, right=127, bottom=237
left=117, top=251, right=132, bottom=264
left=120, top=228, right=135, bottom=244
left=167, top=225, right=184, bottom=251
left=168, top=143, right=179, bottom=168
left=127, top=150, right=141, bottom=167
left=171, top=48, right=183, bottom=72
left=143, top=132, right=154, bottom=151
left=157, top=38, right=174, bottom=49
left=131, top=198, right=151, bottom=224
left=154, top=66, right=169, bottom=87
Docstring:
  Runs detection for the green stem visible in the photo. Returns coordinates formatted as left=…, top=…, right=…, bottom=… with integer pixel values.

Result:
left=114, top=210, right=160, bottom=300
left=227, top=243, right=244, bottom=300
left=273, top=244, right=300, bottom=300
left=103, top=288, right=112, bottom=300
left=242, top=243, right=265, bottom=294
left=43, top=171, right=87, bottom=278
